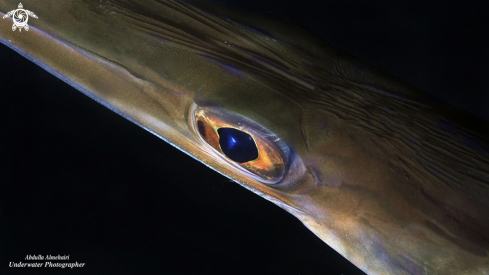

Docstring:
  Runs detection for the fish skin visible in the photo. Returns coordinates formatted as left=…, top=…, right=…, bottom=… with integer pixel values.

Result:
left=1, top=0, right=488, bottom=274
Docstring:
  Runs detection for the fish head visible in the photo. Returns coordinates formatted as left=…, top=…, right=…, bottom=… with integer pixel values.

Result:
left=1, top=1, right=488, bottom=274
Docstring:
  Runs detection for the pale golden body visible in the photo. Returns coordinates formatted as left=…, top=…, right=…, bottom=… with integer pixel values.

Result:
left=1, top=1, right=488, bottom=274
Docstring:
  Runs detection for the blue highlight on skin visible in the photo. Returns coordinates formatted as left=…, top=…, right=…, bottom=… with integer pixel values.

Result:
left=201, top=55, right=245, bottom=78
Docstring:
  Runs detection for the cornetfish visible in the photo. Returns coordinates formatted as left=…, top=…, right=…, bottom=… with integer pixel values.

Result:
left=1, top=0, right=488, bottom=274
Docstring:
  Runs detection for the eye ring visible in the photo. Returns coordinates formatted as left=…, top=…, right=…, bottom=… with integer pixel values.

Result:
left=189, top=104, right=288, bottom=184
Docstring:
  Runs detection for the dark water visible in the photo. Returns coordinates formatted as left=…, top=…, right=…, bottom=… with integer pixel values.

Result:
left=0, top=0, right=488, bottom=274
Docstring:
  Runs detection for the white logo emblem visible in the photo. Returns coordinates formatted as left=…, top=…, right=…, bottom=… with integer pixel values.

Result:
left=2, top=3, right=38, bottom=32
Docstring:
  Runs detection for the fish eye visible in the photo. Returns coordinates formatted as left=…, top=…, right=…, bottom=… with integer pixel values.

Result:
left=191, top=105, right=286, bottom=184
left=217, top=128, right=258, bottom=163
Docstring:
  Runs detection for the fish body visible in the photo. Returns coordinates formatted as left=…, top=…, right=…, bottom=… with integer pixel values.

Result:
left=0, top=1, right=488, bottom=274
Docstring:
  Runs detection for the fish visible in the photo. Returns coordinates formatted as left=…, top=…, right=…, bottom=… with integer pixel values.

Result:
left=0, top=1, right=485, bottom=274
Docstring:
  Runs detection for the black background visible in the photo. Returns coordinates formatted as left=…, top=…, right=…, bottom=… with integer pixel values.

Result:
left=1, top=0, right=488, bottom=274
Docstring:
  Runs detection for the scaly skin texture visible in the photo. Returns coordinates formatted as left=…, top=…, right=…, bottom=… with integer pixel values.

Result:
left=1, top=1, right=488, bottom=274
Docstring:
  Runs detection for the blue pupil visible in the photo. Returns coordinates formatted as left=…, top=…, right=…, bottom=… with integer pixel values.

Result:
left=217, top=128, right=258, bottom=163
